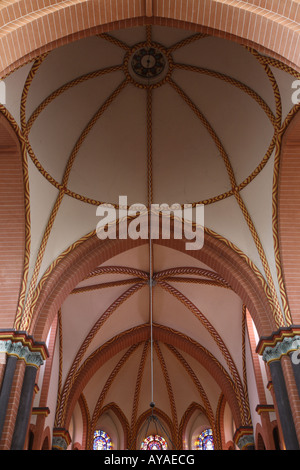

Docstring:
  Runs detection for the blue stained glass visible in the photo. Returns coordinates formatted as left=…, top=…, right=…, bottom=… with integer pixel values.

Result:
left=195, top=429, right=214, bottom=450
left=141, top=434, right=168, bottom=450
left=93, top=430, right=112, bottom=450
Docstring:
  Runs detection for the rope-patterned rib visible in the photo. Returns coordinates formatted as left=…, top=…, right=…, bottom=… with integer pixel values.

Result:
left=167, top=77, right=237, bottom=189
left=261, top=49, right=300, bottom=327
left=155, top=323, right=248, bottom=432
left=79, top=393, right=91, bottom=450
left=0, top=104, right=32, bottom=329
left=71, top=278, right=145, bottom=295
left=157, top=280, right=249, bottom=425
left=55, top=325, right=144, bottom=427
left=147, top=87, right=153, bottom=208
left=262, top=64, right=282, bottom=129
left=13, top=55, right=48, bottom=328
left=20, top=54, right=48, bottom=131
left=248, top=46, right=298, bottom=326
left=14, top=129, right=31, bottom=327
left=20, top=190, right=64, bottom=330
left=25, top=65, right=124, bottom=134
left=93, top=403, right=130, bottom=450
left=18, top=54, right=58, bottom=329
left=178, top=402, right=215, bottom=449
left=21, top=78, right=129, bottom=330
left=165, top=344, right=215, bottom=431
left=21, top=142, right=105, bottom=205
left=57, top=309, right=63, bottom=408
left=62, top=78, right=129, bottom=184
left=162, top=276, right=231, bottom=289
left=237, top=131, right=277, bottom=191
left=173, top=63, right=277, bottom=127
left=234, top=190, right=285, bottom=328
left=155, top=322, right=236, bottom=379
left=154, top=341, right=179, bottom=446
left=26, top=229, right=96, bottom=320
left=271, top=104, right=300, bottom=327
left=246, top=47, right=300, bottom=80
left=146, top=24, right=152, bottom=46
left=170, top=41, right=295, bottom=329
left=88, top=343, right=140, bottom=448
left=130, top=341, right=150, bottom=432
left=154, top=266, right=230, bottom=286
left=241, top=305, right=251, bottom=425
left=131, top=406, right=176, bottom=450
left=86, top=265, right=149, bottom=280
left=204, top=225, right=280, bottom=324
left=56, top=282, right=146, bottom=426
left=98, top=33, right=131, bottom=51
left=168, top=32, right=208, bottom=52
left=26, top=80, right=129, bottom=208
left=167, top=73, right=285, bottom=326
left=215, top=394, right=226, bottom=450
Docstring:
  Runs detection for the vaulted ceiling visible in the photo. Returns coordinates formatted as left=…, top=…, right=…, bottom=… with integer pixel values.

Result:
left=3, top=24, right=298, bottom=448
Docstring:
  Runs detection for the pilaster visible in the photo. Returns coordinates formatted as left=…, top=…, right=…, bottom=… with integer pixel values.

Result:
left=257, top=325, right=300, bottom=450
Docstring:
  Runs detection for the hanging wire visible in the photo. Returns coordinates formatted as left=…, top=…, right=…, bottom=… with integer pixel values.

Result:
left=132, top=29, right=176, bottom=451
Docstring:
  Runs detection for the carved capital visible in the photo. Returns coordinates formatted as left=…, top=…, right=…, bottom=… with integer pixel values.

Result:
left=0, top=331, right=48, bottom=368
left=233, top=426, right=254, bottom=450
left=262, top=335, right=300, bottom=364
left=52, top=428, right=71, bottom=450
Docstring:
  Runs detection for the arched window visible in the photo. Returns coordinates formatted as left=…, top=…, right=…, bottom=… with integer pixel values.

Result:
left=93, top=430, right=113, bottom=450
left=141, top=435, right=168, bottom=450
left=195, top=428, right=214, bottom=450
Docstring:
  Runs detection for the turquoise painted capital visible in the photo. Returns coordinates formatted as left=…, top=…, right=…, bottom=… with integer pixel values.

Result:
left=262, top=335, right=300, bottom=364
left=0, top=339, right=44, bottom=368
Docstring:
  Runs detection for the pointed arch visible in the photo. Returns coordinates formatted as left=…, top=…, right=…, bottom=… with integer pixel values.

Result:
left=0, top=110, right=28, bottom=329
left=278, top=109, right=300, bottom=325
left=0, top=0, right=299, bottom=80
left=30, top=229, right=276, bottom=343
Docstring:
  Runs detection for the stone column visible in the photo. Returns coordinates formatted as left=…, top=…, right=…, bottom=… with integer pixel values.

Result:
left=259, top=330, right=300, bottom=450
left=0, top=331, right=48, bottom=450
left=0, top=341, right=18, bottom=440
left=10, top=362, right=40, bottom=449
left=289, top=336, right=300, bottom=396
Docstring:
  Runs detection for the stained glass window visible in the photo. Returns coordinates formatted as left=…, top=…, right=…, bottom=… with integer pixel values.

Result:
left=93, top=430, right=112, bottom=450
left=195, top=428, right=214, bottom=450
left=141, top=435, right=168, bottom=450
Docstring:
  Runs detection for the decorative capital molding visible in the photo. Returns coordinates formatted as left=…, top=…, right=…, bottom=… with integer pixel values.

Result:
left=256, top=325, right=300, bottom=363
left=52, top=428, right=71, bottom=450
left=32, top=407, right=50, bottom=417
left=233, top=426, right=254, bottom=450
left=262, top=335, right=300, bottom=364
left=0, top=330, right=48, bottom=368
left=255, top=404, right=275, bottom=415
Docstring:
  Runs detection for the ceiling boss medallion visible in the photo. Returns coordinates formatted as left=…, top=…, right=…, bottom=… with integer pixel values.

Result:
left=126, top=42, right=171, bottom=88
left=132, top=47, right=165, bottom=78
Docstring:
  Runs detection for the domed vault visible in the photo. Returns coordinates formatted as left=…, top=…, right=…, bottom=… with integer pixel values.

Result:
left=3, top=23, right=298, bottom=450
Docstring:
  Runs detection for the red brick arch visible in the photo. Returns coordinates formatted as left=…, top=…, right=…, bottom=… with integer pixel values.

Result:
left=0, top=112, right=26, bottom=329
left=61, top=324, right=245, bottom=437
left=278, top=109, right=300, bottom=325
left=91, top=403, right=130, bottom=450
left=30, top=229, right=276, bottom=344
left=27, top=229, right=277, bottom=437
left=0, top=0, right=299, bottom=79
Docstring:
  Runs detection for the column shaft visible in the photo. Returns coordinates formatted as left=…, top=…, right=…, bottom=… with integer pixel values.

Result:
left=10, top=365, right=37, bottom=450
left=0, top=355, right=17, bottom=440
left=290, top=350, right=300, bottom=396
left=269, top=360, right=299, bottom=450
